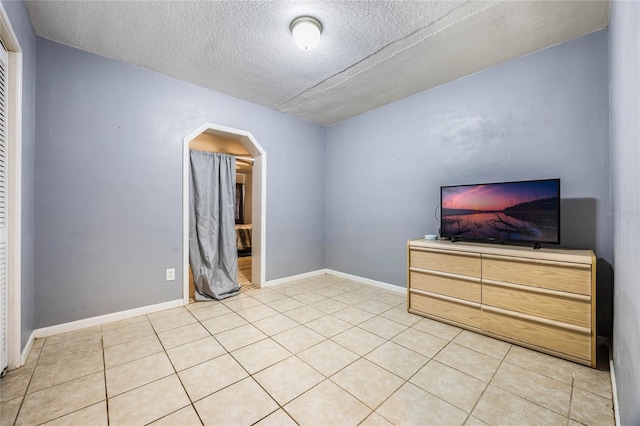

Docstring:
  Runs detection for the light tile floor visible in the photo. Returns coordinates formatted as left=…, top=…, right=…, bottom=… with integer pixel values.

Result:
left=0, top=275, right=615, bottom=425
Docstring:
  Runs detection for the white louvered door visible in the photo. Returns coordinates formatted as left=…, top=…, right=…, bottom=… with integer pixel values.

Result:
left=0, top=42, right=8, bottom=374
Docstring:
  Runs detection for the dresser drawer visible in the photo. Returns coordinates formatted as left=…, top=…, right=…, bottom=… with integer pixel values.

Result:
left=410, top=269, right=481, bottom=303
left=410, top=249, right=481, bottom=277
left=482, top=281, right=591, bottom=327
left=482, top=255, right=592, bottom=295
left=482, top=309, right=591, bottom=361
left=410, top=291, right=480, bottom=328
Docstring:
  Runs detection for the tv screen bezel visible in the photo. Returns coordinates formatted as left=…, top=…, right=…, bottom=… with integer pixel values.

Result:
left=439, top=178, right=561, bottom=246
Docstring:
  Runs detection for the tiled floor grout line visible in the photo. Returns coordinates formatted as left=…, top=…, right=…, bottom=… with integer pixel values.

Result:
left=101, top=331, right=111, bottom=426
left=11, top=339, right=43, bottom=426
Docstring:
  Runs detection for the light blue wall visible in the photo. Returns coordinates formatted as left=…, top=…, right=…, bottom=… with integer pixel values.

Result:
left=1, top=0, right=37, bottom=349
left=609, top=1, right=640, bottom=423
left=326, top=30, right=610, bottom=286
left=34, top=38, right=326, bottom=328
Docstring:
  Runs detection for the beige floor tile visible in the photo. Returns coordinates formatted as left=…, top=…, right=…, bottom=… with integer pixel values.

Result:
left=274, top=285, right=307, bottom=297
left=215, top=323, right=268, bottom=352
left=272, top=325, right=326, bottom=353
left=43, top=401, right=107, bottom=426
left=391, top=327, right=448, bottom=358
left=251, top=291, right=288, bottom=304
left=267, top=297, right=305, bottom=313
left=43, top=326, right=101, bottom=347
left=410, top=360, right=486, bottom=412
left=16, top=372, right=105, bottom=425
left=1, top=396, right=22, bottom=426
left=147, top=307, right=188, bottom=320
left=104, top=334, right=164, bottom=368
left=254, top=356, right=324, bottom=405
left=570, top=387, right=615, bottom=426
left=332, top=358, right=404, bottom=409
left=291, top=291, right=327, bottom=304
left=473, top=385, right=568, bottom=425
left=311, top=297, right=350, bottom=314
left=379, top=306, right=422, bottom=327
left=189, top=302, right=232, bottom=321
left=573, top=365, right=613, bottom=399
left=412, top=317, right=462, bottom=340
left=298, top=339, right=359, bottom=376
left=108, top=375, right=190, bottom=426
left=377, top=382, right=467, bottom=426
left=103, top=321, right=155, bottom=347
left=195, top=377, right=278, bottom=425
left=315, top=286, right=348, bottom=298
left=492, top=362, right=571, bottom=416
left=29, top=349, right=104, bottom=393
left=305, top=315, right=352, bottom=337
left=231, top=338, right=292, bottom=374
left=1, top=366, right=34, bottom=401
left=332, top=306, right=376, bottom=325
left=23, top=343, right=43, bottom=370
left=166, top=336, right=226, bottom=371
left=359, top=316, right=408, bottom=340
left=223, top=296, right=263, bottom=311
left=178, top=354, right=248, bottom=402
left=102, top=315, right=149, bottom=332
left=254, top=409, right=297, bottom=426
left=157, top=323, right=210, bottom=350
left=503, top=345, right=575, bottom=384
left=149, top=310, right=197, bottom=333
left=360, top=412, right=394, bottom=425
left=453, top=330, right=511, bottom=360
left=252, top=313, right=300, bottom=336
left=200, top=312, right=248, bottom=335
left=284, top=380, right=371, bottom=425
left=284, top=306, right=326, bottom=324
left=465, top=416, right=490, bottom=425
left=333, top=292, right=367, bottom=305
left=106, top=352, right=174, bottom=397
left=434, top=343, right=501, bottom=382
left=365, top=341, right=429, bottom=379
left=150, top=405, right=202, bottom=425
left=236, top=304, right=279, bottom=322
left=354, top=300, right=394, bottom=315
left=333, top=327, right=386, bottom=356
left=40, top=331, right=103, bottom=359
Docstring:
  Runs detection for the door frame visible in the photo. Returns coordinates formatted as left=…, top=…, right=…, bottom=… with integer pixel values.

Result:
left=182, top=123, right=266, bottom=303
left=0, top=3, right=23, bottom=369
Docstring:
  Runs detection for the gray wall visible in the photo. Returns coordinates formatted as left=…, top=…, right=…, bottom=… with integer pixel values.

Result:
left=609, top=1, right=640, bottom=423
left=34, top=38, right=326, bottom=328
left=2, top=0, right=37, bottom=349
left=326, top=30, right=610, bottom=286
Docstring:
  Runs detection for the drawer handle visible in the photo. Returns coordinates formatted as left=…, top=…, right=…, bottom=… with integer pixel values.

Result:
left=482, top=254, right=592, bottom=269
left=410, top=288, right=481, bottom=309
left=410, top=247, right=481, bottom=258
left=482, top=279, right=591, bottom=301
left=410, top=267, right=481, bottom=283
left=482, top=305, right=591, bottom=335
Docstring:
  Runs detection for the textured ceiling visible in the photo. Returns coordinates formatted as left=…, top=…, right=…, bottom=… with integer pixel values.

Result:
left=26, top=1, right=610, bottom=125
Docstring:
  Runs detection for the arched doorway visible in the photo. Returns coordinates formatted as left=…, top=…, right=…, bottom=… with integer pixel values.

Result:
left=182, top=123, right=266, bottom=303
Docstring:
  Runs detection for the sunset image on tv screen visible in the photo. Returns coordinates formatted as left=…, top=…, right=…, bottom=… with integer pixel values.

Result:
left=441, top=180, right=560, bottom=243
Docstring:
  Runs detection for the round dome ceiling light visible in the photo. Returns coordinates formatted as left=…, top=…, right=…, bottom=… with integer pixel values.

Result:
left=290, top=16, right=322, bottom=51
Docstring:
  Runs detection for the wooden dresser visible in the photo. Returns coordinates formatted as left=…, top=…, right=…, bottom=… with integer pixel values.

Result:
left=407, top=239, right=596, bottom=367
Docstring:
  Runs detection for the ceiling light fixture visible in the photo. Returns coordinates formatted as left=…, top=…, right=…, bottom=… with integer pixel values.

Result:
left=290, top=16, right=322, bottom=51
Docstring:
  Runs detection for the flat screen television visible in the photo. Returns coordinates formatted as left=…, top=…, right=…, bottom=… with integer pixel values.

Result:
left=440, top=178, right=560, bottom=245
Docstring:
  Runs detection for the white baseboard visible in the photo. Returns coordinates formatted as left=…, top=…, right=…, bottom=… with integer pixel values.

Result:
left=610, top=359, right=621, bottom=426
left=325, top=269, right=405, bottom=294
left=263, top=269, right=329, bottom=287
left=33, top=299, right=184, bottom=339
left=263, top=268, right=406, bottom=295
left=19, top=331, right=35, bottom=367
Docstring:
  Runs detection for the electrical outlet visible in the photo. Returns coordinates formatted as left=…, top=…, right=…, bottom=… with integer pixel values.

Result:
left=166, top=268, right=175, bottom=281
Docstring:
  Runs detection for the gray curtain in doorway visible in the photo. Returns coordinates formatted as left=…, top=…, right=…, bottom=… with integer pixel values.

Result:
left=189, top=150, right=240, bottom=300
